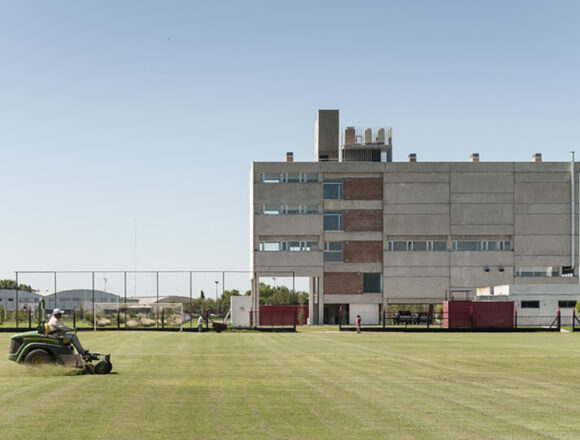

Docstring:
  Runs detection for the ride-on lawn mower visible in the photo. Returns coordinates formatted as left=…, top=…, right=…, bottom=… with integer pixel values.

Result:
left=7, top=300, right=112, bottom=374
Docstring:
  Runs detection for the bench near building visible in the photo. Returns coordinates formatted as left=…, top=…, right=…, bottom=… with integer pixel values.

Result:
left=249, top=109, right=579, bottom=326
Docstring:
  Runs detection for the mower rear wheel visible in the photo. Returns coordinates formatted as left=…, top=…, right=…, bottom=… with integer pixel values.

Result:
left=24, top=349, right=53, bottom=365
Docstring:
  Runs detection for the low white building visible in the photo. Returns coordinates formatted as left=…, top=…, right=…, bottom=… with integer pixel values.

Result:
left=0, top=289, right=41, bottom=311
left=476, top=284, right=579, bottom=326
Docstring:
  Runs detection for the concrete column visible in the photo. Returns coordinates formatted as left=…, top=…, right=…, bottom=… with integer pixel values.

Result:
left=251, top=275, right=260, bottom=328
left=308, top=277, right=315, bottom=325
left=318, top=275, right=325, bottom=324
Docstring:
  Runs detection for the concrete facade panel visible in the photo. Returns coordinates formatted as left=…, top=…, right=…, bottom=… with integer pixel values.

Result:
left=514, top=204, right=572, bottom=215
left=515, top=214, right=571, bottom=235
left=384, top=183, right=449, bottom=204
left=384, top=204, right=449, bottom=215
left=451, top=204, right=513, bottom=225
left=514, top=163, right=573, bottom=172
left=383, top=252, right=449, bottom=267
left=384, top=266, right=449, bottom=277
left=450, top=225, right=514, bottom=235
left=344, top=241, right=383, bottom=263
left=343, top=210, right=383, bottom=232
left=384, top=214, right=449, bottom=235
left=383, top=173, right=449, bottom=183
left=324, top=272, right=362, bottom=294
left=514, top=256, right=573, bottom=266
left=450, top=173, right=513, bottom=194
left=385, top=163, right=450, bottom=173
left=514, top=235, right=571, bottom=256
left=450, top=267, right=514, bottom=288
left=254, top=215, right=323, bottom=235
left=343, top=178, right=383, bottom=200
left=451, top=194, right=514, bottom=204
left=514, top=183, right=571, bottom=203
left=449, top=252, right=514, bottom=267
left=515, top=172, right=574, bottom=183
left=254, top=252, right=323, bottom=267
left=254, top=183, right=322, bottom=204
left=322, top=162, right=384, bottom=173
left=384, top=278, right=449, bottom=302
left=450, top=162, right=514, bottom=172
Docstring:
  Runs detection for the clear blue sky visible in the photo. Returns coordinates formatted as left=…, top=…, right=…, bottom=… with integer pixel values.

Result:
left=1, top=1, right=579, bottom=294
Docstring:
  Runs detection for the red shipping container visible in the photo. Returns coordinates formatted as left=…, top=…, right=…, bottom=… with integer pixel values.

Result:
left=444, top=300, right=515, bottom=329
left=259, top=305, right=309, bottom=326
left=443, top=301, right=472, bottom=328
left=473, top=301, right=514, bottom=329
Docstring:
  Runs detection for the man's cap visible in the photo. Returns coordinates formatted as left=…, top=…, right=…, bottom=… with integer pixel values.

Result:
left=53, top=308, right=64, bottom=315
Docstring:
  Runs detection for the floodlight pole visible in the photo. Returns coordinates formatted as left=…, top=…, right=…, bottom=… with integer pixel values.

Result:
left=214, top=280, right=219, bottom=313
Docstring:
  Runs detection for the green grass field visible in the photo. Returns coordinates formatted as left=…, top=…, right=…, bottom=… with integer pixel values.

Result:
left=1, top=329, right=579, bottom=440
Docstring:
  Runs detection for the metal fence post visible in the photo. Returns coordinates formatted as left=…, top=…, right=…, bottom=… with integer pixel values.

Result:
left=15, top=272, right=19, bottom=329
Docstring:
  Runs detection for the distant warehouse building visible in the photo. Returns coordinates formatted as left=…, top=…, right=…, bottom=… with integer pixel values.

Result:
left=250, top=109, right=580, bottom=325
left=44, top=289, right=120, bottom=312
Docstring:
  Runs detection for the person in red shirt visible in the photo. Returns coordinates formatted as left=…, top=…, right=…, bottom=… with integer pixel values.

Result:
left=355, top=314, right=361, bottom=334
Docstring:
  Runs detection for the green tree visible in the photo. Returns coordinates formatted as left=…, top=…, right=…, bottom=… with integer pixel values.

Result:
left=0, top=280, right=35, bottom=292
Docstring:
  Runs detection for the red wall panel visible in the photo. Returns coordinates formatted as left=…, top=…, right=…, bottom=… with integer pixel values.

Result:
left=344, top=241, right=383, bottom=263
left=343, top=210, right=383, bottom=232
left=444, top=301, right=515, bottom=329
left=324, top=272, right=362, bottom=294
left=343, top=178, right=383, bottom=201
left=259, top=305, right=309, bottom=326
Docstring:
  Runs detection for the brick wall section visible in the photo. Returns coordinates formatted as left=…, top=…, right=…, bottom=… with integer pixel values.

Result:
left=343, top=178, right=383, bottom=200
left=343, top=210, right=383, bottom=232
left=324, top=272, right=362, bottom=294
left=344, top=241, right=383, bottom=263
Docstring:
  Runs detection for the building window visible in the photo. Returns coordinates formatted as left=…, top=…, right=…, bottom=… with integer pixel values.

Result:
left=303, top=205, right=319, bottom=214
left=259, top=173, right=319, bottom=183
left=363, top=273, right=382, bottom=293
left=324, top=242, right=343, bottom=262
left=260, top=173, right=283, bottom=183
left=387, top=240, right=447, bottom=251
left=258, top=241, right=319, bottom=252
left=323, top=180, right=343, bottom=199
left=515, top=267, right=560, bottom=277
left=258, top=204, right=320, bottom=215
left=452, top=240, right=511, bottom=251
left=558, top=301, right=577, bottom=308
left=324, top=211, right=343, bottom=230
left=521, top=300, right=540, bottom=309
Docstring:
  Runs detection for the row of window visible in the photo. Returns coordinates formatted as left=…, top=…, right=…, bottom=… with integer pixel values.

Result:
left=258, top=241, right=319, bottom=252
left=257, top=204, right=319, bottom=215
left=387, top=241, right=448, bottom=251
left=515, top=267, right=561, bottom=277
left=521, top=300, right=577, bottom=309
left=258, top=240, right=514, bottom=254
left=259, top=173, right=319, bottom=184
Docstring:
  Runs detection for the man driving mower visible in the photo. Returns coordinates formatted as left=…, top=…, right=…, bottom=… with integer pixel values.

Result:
left=48, top=308, right=89, bottom=356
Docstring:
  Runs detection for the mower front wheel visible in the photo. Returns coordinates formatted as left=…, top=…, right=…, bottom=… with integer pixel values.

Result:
left=24, top=349, right=53, bottom=365
left=94, top=360, right=113, bottom=374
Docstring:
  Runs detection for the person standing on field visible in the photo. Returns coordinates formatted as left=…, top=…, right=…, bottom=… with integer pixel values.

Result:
left=197, top=315, right=203, bottom=332
left=356, top=314, right=362, bottom=334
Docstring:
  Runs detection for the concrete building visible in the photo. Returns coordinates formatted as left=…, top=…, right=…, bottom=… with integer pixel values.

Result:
left=476, top=284, right=578, bottom=326
left=250, top=109, right=579, bottom=325
left=0, top=289, right=41, bottom=311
